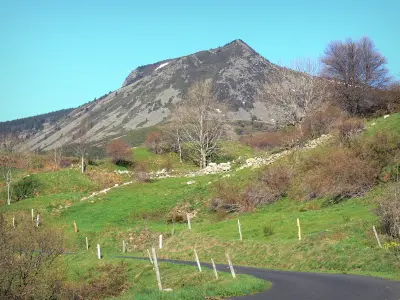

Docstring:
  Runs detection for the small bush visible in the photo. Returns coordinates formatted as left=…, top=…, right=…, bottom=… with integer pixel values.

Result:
left=86, top=170, right=123, bottom=189
left=11, top=176, right=41, bottom=201
left=352, top=130, right=400, bottom=168
left=164, top=155, right=173, bottom=172
left=263, top=225, right=274, bottom=237
left=336, top=118, right=365, bottom=146
left=134, top=161, right=152, bottom=183
left=301, top=104, right=344, bottom=139
left=375, top=182, right=400, bottom=239
left=63, top=262, right=129, bottom=299
left=145, top=131, right=171, bottom=154
left=106, top=139, right=133, bottom=166
left=211, top=173, right=291, bottom=214
left=260, top=163, right=294, bottom=195
left=210, top=182, right=245, bottom=213
left=59, top=158, right=73, bottom=168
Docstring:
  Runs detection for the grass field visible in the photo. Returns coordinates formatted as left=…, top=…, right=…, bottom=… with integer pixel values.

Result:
left=62, top=252, right=269, bottom=300
left=1, top=113, right=400, bottom=298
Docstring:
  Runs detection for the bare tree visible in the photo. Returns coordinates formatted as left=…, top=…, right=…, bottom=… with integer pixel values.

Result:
left=260, top=58, right=327, bottom=130
left=51, top=143, right=63, bottom=171
left=321, top=36, right=391, bottom=115
left=0, top=134, right=22, bottom=205
left=172, top=80, right=229, bottom=169
left=73, top=121, right=90, bottom=173
left=160, top=124, right=183, bottom=164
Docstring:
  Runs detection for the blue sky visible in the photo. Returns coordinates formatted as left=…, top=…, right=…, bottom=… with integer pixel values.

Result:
left=0, top=0, right=399, bottom=122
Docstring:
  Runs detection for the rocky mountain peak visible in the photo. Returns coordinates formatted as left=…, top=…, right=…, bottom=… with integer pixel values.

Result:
left=23, top=39, right=309, bottom=151
left=121, top=39, right=259, bottom=88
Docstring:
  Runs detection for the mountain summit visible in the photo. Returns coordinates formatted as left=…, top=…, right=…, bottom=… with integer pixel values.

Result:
left=24, top=39, right=304, bottom=150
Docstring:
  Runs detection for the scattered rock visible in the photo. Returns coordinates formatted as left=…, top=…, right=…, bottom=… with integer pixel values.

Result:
left=114, top=170, right=133, bottom=175
left=186, top=162, right=231, bottom=176
left=304, top=134, right=332, bottom=149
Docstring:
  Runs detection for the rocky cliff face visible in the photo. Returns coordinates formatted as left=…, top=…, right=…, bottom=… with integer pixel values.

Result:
left=23, top=39, right=310, bottom=151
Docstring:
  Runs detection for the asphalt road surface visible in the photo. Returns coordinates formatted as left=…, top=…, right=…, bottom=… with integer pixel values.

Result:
left=117, top=256, right=400, bottom=300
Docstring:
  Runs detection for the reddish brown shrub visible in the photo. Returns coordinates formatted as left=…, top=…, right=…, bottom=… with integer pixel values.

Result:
left=259, top=163, right=295, bottom=196
left=210, top=182, right=247, bottom=212
left=106, top=139, right=132, bottom=166
left=290, top=148, right=377, bottom=201
left=145, top=131, right=169, bottom=154
left=239, top=131, right=283, bottom=149
left=301, top=104, right=344, bottom=139
left=336, top=117, right=365, bottom=146
left=211, top=165, right=295, bottom=213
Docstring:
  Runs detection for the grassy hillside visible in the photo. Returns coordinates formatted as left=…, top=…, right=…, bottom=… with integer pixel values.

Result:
left=1, top=113, right=399, bottom=298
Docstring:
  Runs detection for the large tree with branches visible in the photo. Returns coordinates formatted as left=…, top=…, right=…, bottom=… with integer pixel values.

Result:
left=172, top=80, right=230, bottom=169
left=321, top=36, right=391, bottom=115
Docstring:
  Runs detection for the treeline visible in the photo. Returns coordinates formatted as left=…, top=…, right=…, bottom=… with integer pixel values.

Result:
left=0, top=108, right=74, bottom=134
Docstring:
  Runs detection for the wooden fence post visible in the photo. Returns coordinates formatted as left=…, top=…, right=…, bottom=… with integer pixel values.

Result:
left=211, top=258, right=218, bottom=279
left=297, top=218, right=301, bottom=241
left=152, top=247, right=163, bottom=291
left=159, top=234, right=163, bottom=249
left=122, top=240, right=126, bottom=253
left=194, top=249, right=202, bottom=272
left=86, top=237, right=89, bottom=250
left=73, top=220, right=78, bottom=233
left=36, top=214, right=40, bottom=227
left=12, top=217, right=15, bottom=228
left=238, top=219, right=243, bottom=241
left=31, top=209, right=34, bottom=221
left=187, top=213, right=191, bottom=230
left=147, top=249, right=153, bottom=264
left=226, top=253, right=236, bottom=278
left=97, top=244, right=101, bottom=259
left=373, top=226, right=382, bottom=248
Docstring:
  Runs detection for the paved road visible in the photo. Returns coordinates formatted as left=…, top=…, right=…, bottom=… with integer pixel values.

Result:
left=116, top=256, right=400, bottom=300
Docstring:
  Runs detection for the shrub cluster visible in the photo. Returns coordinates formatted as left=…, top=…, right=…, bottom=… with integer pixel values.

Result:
left=288, top=148, right=377, bottom=201
left=11, top=175, right=41, bottom=201
left=0, top=213, right=65, bottom=299
left=86, top=170, right=123, bottom=189
left=211, top=165, right=295, bottom=213
left=212, top=113, right=400, bottom=213
left=62, top=262, right=129, bottom=299
left=240, top=104, right=345, bottom=150
left=375, top=182, right=400, bottom=240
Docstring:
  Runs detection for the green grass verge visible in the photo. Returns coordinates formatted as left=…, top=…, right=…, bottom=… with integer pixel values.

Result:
left=63, top=252, right=269, bottom=300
